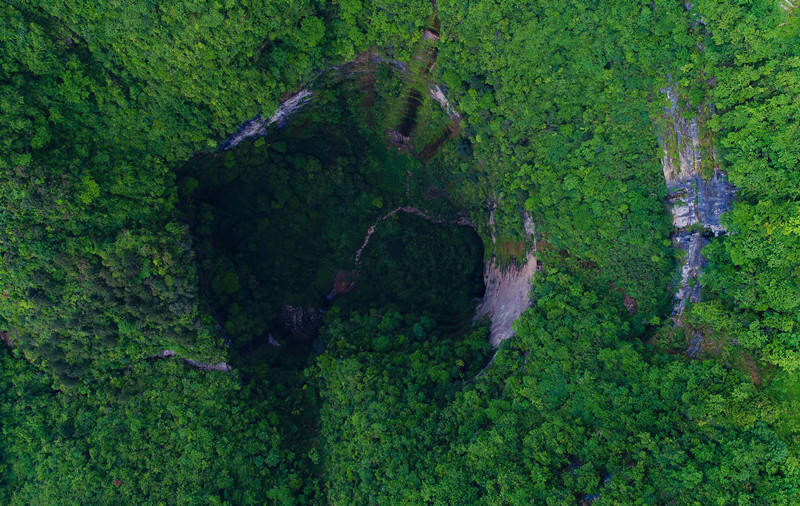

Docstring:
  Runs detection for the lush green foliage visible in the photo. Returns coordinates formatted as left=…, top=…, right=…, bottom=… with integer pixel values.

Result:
left=0, top=0, right=435, bottom=385
left=686, top=0, right=800, bottom=373
left=0, top=346, right=317, bottom=504
left=429, top=258, right=798, bottom=504
left=315, top=310, right=490, bottom=504
left=337, top=213, right=485, bottom=327
left=433, top=0, right=707, bottom=318
left=1, top=0, right=798, bottom=504
left=183, top=113, right=409, bottom=347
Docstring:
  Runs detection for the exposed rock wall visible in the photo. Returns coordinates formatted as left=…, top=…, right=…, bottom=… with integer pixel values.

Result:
left=152, top=350, right=232, bottom=372
left=474, top=210, right=538, bottom=347
left=429, top=84, right=461, bottom=121
left=475, top=251, right=538, bottom=347
left=219, top=56, right=460, bottom=152
left=661, top=83, right=702, bottom=183
left=661, top=81, right=736, bottom=354
left=219, top=89, right=313, bottom=151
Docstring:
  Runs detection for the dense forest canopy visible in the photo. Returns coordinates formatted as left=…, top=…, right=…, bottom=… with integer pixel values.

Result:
left=1, top=0, right=798, bottom=504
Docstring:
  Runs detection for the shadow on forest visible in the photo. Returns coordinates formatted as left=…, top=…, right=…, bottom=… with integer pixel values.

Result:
left=177, top=91, right=484, bottom=356
left=173, top=29, right=484, bottom=472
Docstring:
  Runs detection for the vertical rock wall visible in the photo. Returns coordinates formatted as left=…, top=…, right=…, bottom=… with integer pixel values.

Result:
left=474, top=211, right=538, bottom=347
left=661, top=82, right=736, bottom=353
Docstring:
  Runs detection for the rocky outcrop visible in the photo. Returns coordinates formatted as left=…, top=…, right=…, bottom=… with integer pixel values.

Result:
left=667, top=171, right=735, bottom=234
left=219, top=89, right=313, bottom=150
left=183, top=357, right=233, bottom=372
left=671, top=230, right=707, bottom=316
left=429, top=84, right=462, bottom=121
left=387, top=130, right=414, bottom=152
left=661, top=82, right=736, bottom=322
left=667, top=170, right=735, bottom=318
left=475, top=251, right=538, bottom=347
left=279, top=304, right=325, bottom=342
left=661, top=83, right=703, bottom=183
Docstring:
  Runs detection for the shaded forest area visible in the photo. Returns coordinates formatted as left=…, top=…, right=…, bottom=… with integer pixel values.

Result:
left=1, top=0, right=798, bottom=504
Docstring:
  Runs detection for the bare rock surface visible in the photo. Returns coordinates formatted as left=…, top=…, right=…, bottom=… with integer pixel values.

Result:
left=667, top=171, right=736, bottom=234
left=220, top=89, right=312, bottom=150
left=475, top=251, right=538, bottom=347
left=474, top=211, right=538, bottom=347
left=152, top=349, right=231, bottom=372
left=183, top=358, right=232, bottom=372
left=326, top=270, right=359, bottom=301
left=661, top=83, right=702, bottom=183
left=671, top=231, right=707, bottom=316
left=661, top=83, right=736, bottom=318
left=429, top=84, right=462, bottom=121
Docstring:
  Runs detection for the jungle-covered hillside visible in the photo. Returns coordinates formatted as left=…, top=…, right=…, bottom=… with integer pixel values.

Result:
left=1, top=1, right=798, bottom=504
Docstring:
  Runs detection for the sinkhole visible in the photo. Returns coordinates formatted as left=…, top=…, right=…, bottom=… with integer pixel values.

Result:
left=177, top=56, right=485, bottom=357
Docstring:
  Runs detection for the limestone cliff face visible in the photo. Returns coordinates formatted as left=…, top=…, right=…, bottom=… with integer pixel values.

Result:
left=218, top=54, right=460, bottom=154
left=219, top=90, right=313, bottom=151
left=660, top=82, right=735, bottom=336
left=474, top=251, right=538, bottom=347
left=474, top=210, right=538, bottom=347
